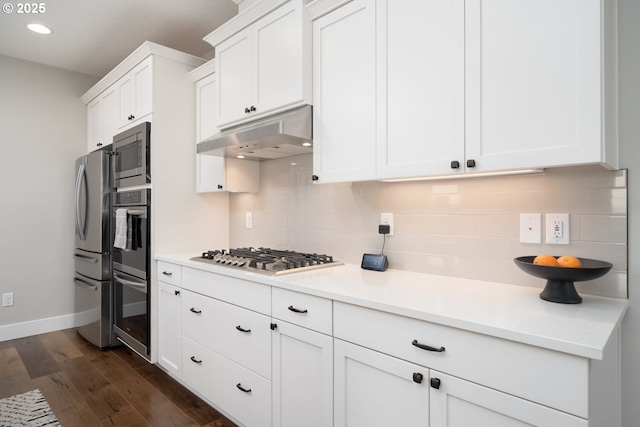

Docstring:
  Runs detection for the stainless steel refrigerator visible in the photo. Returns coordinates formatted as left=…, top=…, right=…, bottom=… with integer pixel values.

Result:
left=73, top=147, right=113, bottom=348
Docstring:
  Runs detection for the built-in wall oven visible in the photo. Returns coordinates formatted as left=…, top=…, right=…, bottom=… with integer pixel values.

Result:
left=113, top=122, right=150, bottom=188
left=112, top=188, right=151, bottom=360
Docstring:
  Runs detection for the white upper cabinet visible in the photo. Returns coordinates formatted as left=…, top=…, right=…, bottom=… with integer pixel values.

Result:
left=312, top=0, right=377, bottom=183
left=86, top=83, right=119, bottom=152
left=464, top=0, right=617, bottom=173
left=191, top=63, right=260, bottom=193
left=194, top=72, right=226, bottom=193
left=215, top=0, right=311, bottom=129
left=312, top=0, right=618, bottom=183
left=117, top=56, right=153, bottom=129
left=376, top=0, right=465, bottom=179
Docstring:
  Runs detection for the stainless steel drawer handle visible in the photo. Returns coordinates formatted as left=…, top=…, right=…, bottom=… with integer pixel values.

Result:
left=288, top=305, right=308, bottom=314
left=412, top=339, right=445, bottom=353
left=236, top=325, right=251, bottom=333
left=74, top=253, right=98, bottom=263
left=162, top=271, right=173, bottom=276
left=190, top=356, right=202, bottom=364
left=190, top=308, right=202, bottom=314
left=236, top=383, right=252, bottom=393
left=73, top=278, right=98, bottom=291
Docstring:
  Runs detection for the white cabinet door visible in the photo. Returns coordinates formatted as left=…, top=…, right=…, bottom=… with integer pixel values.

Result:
left=118, top=56, right=153, bottom=129
left=376, top=0, right=465, bottom=179
left=429, top=371, right=587, bottom=427
left=465, top=0, right=603, bottom=172
left=87, top=84, right=119, bottom=152
left=195, top=73, right=225, bottom=193
left=158, top=281, right=182, bottom=378
left=195, top=72, right=260, bottom=193
left=87, top=96, right=102, bottom=152
left=216, top=0, right=310, bottom=129
left=312, top=0, right=377, bottom=183
left=334, top=339, right=429, bottom=427
left=272, top=321, right=333, bottom=427
left=254, top=0, right=308, bottom=115
left=216, top=28, right=253, bottom=127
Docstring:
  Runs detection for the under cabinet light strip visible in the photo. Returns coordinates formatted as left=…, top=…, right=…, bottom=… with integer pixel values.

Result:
left=381, top=168, right=545, bottom=182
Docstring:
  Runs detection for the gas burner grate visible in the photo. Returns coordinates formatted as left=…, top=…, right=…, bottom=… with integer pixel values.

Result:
left=192, top=247, right=342, bottom=276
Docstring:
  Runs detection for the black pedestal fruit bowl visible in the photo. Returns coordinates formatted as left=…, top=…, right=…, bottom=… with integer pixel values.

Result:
left=514, top=256, right=612, bottom=304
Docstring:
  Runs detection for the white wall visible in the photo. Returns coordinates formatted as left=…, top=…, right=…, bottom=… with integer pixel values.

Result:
left=0, top=55, right=98, bottom=338
left=618, top=0, right=640, bottom=424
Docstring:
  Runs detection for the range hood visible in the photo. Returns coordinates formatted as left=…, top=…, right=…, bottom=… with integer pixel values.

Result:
left=197, top=105, right=312, bottom=161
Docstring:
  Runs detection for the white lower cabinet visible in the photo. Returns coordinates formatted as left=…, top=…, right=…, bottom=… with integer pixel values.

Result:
left=272, top=287, right=333, bottom=427
left=182, top=337, right=272, bottom=427
left=334, top=339, right=429, bottom=427
left=430, top=371, right=586, bottom=427
left=272, top=320, right=333, bottom=427
left=156, top=265, right=620, bottom=427
left=157, top=281, right=182, bottom=378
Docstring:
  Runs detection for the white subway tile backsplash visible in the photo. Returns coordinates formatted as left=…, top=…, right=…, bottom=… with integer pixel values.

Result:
left=229, top=155, right=627, bottom=299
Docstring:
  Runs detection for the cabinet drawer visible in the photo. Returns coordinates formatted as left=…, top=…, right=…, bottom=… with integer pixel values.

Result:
left=334, top=301, right=589, bottom=418
left=182, top=290, right=271, bottom=379
left=272, top=287, right=332, bottom=334
left=182, top=267, right=271, bottom=315
left=157, top=261, right=181, bottom=286
left=182, top=337, right=271, bottom=427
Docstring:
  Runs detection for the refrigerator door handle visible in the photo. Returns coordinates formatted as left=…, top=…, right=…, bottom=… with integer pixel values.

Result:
left=75, top=163, right=87, bottom=241
left=74, top=277, right=98, bottom=291
left=74, top=253, right=99, bottom=263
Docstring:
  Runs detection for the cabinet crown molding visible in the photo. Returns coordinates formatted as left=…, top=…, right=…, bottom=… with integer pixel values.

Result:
left=81, top=41, right=206, bottom=104
left=188, top=59, right=216, bottom=82
left=203, top=0, right=297, bottom=48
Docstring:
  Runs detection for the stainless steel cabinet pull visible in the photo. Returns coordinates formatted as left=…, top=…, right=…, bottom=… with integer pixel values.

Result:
left=162, top=271, right=173, bottom=276
left=236, top=383, right=252, bottom=393
left=190, top=356, right=202, bottom=364
left=412, top=339, right=445, bottom=353
left=236, top=325, right=251, bottom=333
left=190, top=308, right=202, bottom=314
left=288, top=305, right=308, bottom=314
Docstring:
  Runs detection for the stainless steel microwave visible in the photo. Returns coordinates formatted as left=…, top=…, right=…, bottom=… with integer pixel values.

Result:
left=113, top=122, right=150, bottom=188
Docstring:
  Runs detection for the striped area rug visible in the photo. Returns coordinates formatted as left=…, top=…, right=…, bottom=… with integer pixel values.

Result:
left=0, top=389, right=60, bottom=427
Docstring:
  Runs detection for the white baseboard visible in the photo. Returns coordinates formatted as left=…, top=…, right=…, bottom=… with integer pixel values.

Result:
left=0, top=312, right=90, bottom=342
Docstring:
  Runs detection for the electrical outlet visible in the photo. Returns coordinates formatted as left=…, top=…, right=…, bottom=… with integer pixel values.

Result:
left=546, top=213, right=570, bottom=245
left=380, top=213, right=394, bottom=236
left=519, top=214, right=542, bottom=243
left=246, top=212, right=253, bottom=229
left=2, top=292, right=14, bottom=307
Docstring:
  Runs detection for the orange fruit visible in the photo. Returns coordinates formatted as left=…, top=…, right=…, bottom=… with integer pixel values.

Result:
left=557, top=255, right=582, bottom=268
left=533, top=254, right=559, bottom=267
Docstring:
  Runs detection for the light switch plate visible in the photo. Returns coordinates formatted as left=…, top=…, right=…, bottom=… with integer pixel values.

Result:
left=245, top=212, right=253, bottom=229
left=520, top=213, right=542, bottom=244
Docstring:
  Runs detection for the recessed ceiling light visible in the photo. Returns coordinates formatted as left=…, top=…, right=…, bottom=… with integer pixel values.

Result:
left=27, top=23, right=52, bottom=35
left=237, top=155, right=245, bottom=159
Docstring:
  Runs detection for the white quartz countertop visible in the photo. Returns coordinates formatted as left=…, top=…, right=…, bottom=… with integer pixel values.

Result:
left=156, top=252, right=628, bottom=360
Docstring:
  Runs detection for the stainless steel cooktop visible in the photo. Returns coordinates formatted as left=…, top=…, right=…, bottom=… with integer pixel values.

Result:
left=190, top=247, right=343, bottom=276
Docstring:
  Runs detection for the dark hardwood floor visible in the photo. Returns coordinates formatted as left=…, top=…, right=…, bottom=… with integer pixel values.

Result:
left=0, top=328, right=238, bottom=427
